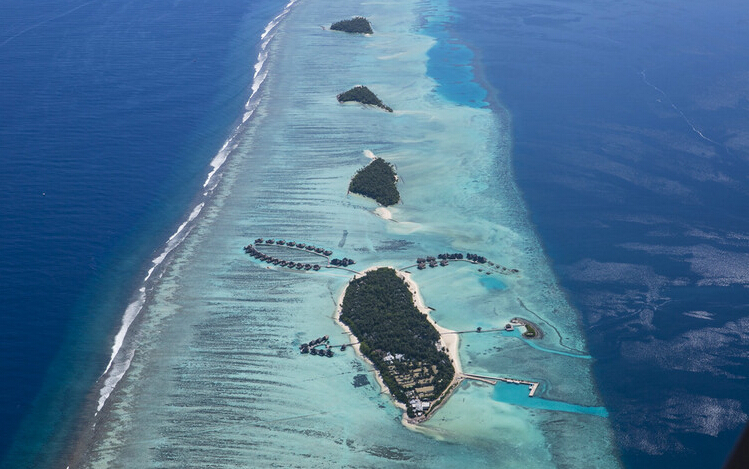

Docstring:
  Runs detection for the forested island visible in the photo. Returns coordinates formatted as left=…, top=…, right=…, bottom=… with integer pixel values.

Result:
left=349, top=157, right=400, bottom=206
left=337, top=85, right=393, bottom=112
left=330, top=17, right=373, bottom=34
left=339, top=268, right=455, bottom=419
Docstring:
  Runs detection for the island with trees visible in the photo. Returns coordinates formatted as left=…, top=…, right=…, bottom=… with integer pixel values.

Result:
left=349, top=157, right=400, bottom=206
left=337, top=85, right=393, bottom=112
left=330, top=17, right=373, bottom=34
left=338, top=268, right=456, bottom=420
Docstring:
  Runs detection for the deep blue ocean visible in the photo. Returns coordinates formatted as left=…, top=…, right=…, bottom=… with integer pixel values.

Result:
left=447, top=0, right=749, bottom=467
left=1, top=0, right=747, bottom=467
left=0, top=0, right=282, bottom=466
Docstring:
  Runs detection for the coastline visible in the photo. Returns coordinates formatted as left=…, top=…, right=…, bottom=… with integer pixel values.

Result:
left=332, top=266, right=463, bottom=426
left=57, top=0, right=624, bottom=464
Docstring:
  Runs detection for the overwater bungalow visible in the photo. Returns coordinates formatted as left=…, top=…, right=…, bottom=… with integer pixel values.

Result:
left=314, top=247, right=323, bottom=253
left=265, top=239, right=274, bottom=244
left=273, top=259, right=281, bottom=265
left=313, top=265, right=320, bottom=271
left=417, top=257, right=426, bottom=263
left=426, top=256, right=436, bottom=262
left=304, top=264, right=312, bottom=270
left=417, top=264, right=426, bottom=270
left=323, top=335, right=329, bottom=341
left=310, top=348, right=317, bottom=355
left=276, top=240, right=285, bottom=245
left=428, top=260, right=437, bottom=268
left=296, top=264, right=303, bottom=269
left=440, top=260, right=448, bottom=266
left=305, top=245, right=315, bottom=251
left=505, top=323, right=514, bottom=331
left=296, top=243, right=306, bottom=249
left=326, top=349, right=333, bottom=357
left=323, top=250, right=332, bottom=256
left=280, top=260, right=288, bottom=266
left=340, top=345, right=347, bottom=351
left=287, top=241, right=296, bottom=247
left=255, top=238, right=264, bottom=244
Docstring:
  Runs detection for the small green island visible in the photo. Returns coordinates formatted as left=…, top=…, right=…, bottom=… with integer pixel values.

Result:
left=339, top=268, right=456, bottom=420
left=330, top=17, right=373, bottom=34
left=337, top=85, right=393, bottom=112
left=349, top=157, right=400, bottom=206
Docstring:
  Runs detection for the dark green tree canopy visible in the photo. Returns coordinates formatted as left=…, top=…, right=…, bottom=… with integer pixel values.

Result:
left=330, top=17, right=373, bottom=34
left=337, top=85, right=393, bottom=112
left=349, top=157, right=400, bottom=206
left=339, top=268, right=455, bottom=403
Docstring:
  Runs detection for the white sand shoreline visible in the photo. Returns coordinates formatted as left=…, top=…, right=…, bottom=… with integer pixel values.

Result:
left=332, top=266, right=463, bottom=427
left=374, top=206, right=392, bottom=220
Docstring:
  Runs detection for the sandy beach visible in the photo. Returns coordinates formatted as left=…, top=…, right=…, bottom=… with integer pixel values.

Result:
left=374, top=207, right=393, bottom=220
left=332, top=266, right=463, bottom=425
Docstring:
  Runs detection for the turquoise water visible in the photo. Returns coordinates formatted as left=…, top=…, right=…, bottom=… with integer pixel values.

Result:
left=65, top=0, right=622, bottom=466
left=422, top=8, right=487, bottom=108
left=479, top=275, right=507, bottom=291
left=493, top=383, right=608, bottom=417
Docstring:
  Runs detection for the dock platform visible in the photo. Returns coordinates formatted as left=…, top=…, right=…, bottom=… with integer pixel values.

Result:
left=461, top=373, right=540, bottom=397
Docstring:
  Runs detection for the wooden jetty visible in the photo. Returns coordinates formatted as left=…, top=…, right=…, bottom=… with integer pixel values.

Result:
left=461, top=373, right=539, bottom=397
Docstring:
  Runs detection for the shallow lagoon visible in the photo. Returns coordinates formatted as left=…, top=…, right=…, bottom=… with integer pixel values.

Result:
left=72, top=0, right=622, bottom=466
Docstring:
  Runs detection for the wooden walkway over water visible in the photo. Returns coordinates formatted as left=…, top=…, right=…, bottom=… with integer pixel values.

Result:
left=460, top=373, right=539, bottom=397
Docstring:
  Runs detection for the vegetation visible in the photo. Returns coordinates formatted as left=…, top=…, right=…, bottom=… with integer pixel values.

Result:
left=330, top=17, right=373, bottom=34
left=523, top=323, right=537, bottom=338
left=337, top=85, right=393, bottom=112
left=349, top=158, right=400, bottom=206
left=340, top=268, right=455, bottom=408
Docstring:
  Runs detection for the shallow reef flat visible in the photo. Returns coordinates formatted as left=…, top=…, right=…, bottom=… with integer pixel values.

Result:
left=73, top=0, right=622, bottom=467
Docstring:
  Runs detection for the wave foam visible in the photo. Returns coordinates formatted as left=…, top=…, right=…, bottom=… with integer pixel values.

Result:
left=202, top=0, right=297, bottom=190
left=95, top=0, right=299, bottom=416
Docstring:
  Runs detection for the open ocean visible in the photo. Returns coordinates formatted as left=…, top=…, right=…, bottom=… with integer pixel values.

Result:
left=1, top=0, right=746, bottom=467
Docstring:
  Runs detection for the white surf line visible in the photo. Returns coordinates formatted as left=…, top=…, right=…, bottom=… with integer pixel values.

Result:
left=639, top=69, right=721, bottom=146
left=95, top=0, right=301, bottom=416
left=203, top=0, right=300, bottom=190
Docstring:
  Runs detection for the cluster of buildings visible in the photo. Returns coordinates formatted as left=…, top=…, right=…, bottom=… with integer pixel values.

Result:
left=299, top=335, right=335, bottom=357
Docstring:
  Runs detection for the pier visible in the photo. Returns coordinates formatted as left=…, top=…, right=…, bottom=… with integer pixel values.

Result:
left=460, top=373, right=539, bottom=397
left=298, top=334, right=359, bottom=357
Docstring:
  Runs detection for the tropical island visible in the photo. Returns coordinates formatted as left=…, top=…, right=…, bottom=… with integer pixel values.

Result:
left=349, top=157, right=400, bottom=206
left=337, top=267, right=457, bottom=420
left=330, top=17, right=373, bottom=34
left=337, top=85, right=393, bottom=112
